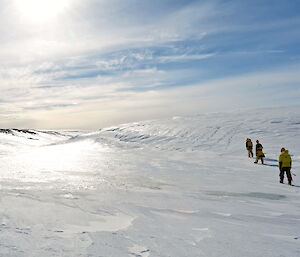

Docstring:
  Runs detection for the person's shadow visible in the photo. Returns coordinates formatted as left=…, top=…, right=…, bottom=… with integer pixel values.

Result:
left=263, top=163, right=279, bottom=167
left=264, top=158, right=278, bottom=162
left=263, top=158, right=279, bottom=167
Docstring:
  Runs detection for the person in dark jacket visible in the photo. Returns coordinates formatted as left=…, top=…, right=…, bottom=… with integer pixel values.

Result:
left=279, top=148, right=293, bottom=185
left=254, top=140, right=265, bottom=164
left=246, top=138, right=253, bottom=158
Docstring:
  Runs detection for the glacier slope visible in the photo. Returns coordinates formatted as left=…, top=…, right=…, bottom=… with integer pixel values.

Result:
left=0, top=107, right=299, bottom=257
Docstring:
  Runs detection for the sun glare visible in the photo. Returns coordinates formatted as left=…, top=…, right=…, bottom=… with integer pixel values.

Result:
left=14, top=0, right=70, bottom=22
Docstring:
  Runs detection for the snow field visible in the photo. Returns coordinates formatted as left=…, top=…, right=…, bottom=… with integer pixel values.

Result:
left=0, top=107, right=299, bottom=256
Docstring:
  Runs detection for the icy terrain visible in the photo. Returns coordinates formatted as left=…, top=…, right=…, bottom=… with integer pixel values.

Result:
left=0, top=107, right=300, bottom=257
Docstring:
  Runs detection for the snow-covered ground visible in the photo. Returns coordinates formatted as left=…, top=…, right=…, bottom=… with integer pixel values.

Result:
left=0, top=107, right=300, bottom=257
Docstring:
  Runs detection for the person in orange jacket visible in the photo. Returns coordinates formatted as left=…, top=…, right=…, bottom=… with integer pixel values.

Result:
left=279, top=148, right=293, bottom=185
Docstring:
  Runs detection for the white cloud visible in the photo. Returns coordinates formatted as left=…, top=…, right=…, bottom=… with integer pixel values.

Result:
left=159, top=53, right=215, bottom=63
left=1, top=62, right=299, bottom=129
left=0, top=0, right=223, bottom=63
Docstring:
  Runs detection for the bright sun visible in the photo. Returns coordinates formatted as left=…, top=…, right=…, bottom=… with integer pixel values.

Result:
left=14, top=0, right=70, bottom=22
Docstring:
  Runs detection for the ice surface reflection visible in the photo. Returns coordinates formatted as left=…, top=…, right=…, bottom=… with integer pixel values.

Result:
left=0, top=140, right=113, bottom=189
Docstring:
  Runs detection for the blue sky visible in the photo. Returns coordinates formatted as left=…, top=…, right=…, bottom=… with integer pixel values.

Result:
left=0, top=0, right=300, bottom=129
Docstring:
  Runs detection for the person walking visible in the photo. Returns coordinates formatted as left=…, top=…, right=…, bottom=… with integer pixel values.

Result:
left=246, top=138, right=253, bottom=158
left=254, top=140, right=265, bottom=164
left=278, top=148, right=293, bottom=185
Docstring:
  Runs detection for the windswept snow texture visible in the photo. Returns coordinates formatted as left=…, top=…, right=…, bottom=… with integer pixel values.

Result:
left=0, top=107, right=300, bottom=257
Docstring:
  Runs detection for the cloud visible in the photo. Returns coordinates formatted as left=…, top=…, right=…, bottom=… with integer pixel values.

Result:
left=158, top=53, right=216, bottom=63
left=1, top=60, right=299, bottom=129
left=0, top=0, right=300, bottom=128
left=0, top=0, right=224, bottom=63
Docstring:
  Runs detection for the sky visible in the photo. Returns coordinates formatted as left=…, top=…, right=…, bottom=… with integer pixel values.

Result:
left=0, top=0, right=300, bottom=129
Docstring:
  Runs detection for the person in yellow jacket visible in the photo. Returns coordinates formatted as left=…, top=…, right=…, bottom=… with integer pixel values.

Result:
left=246, top=138, right=253, bottom=158
left=279, top=148, right=293, bottom=185
left=254, top=140, right=265, bottom=164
